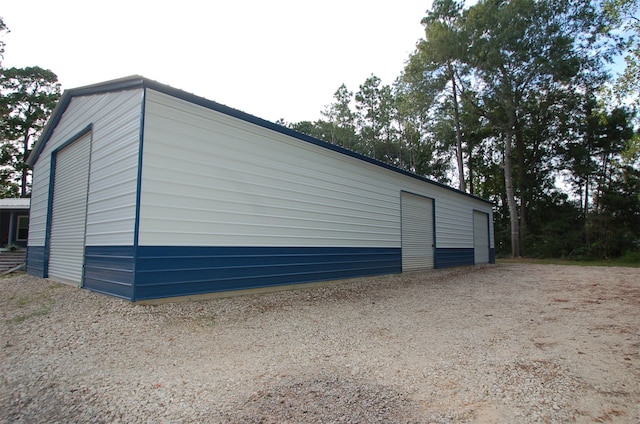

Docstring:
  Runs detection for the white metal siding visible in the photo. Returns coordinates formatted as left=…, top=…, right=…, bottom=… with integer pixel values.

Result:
left=28, top=156, right=51, bottom=247
left=48, top=133, right=91, bottom=284
left=139, top=90, right=399, bottom=247
left=473, top=210, right=490, bottom=264
left=28, top=90, right=142, bottom=249
left=139, top=89, right=494, bottom=250
left=401, top=192, right=434, bottom=271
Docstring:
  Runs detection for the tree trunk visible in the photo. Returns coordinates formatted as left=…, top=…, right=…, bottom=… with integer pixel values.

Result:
left=584, top=178, right=589, bottom=213
left=468, top=155, right=474, bottom=195
left=504, top=112, right=521, bottom=258
left=515, top=123, right=527, bottom=255
left=449, top=62, right=466, bottom=192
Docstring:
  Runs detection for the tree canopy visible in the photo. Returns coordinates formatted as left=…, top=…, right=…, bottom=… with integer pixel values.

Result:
left=286, top=0, right=639, bottom=261
left=0, top=17, right=61, bottom=198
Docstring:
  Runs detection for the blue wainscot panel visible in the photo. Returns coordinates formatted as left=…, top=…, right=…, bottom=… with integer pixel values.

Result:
left=84, top=246, right=135, bottom=300
left=26, top=245, right=46, bottom=278
left=133, top=246, right=402, bottom=301
left=435, top=248, right=474, bottom=269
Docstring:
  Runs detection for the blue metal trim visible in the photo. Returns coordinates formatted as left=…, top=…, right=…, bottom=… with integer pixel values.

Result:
left=133, top=246, right=401, bottom=301
left=80, top=131, right=94, bottom=287
left=131, top=88, right=147, bottom=302
left=485, top=211, right=491, bottom=263
left=42, top=152, right=56, bottom=277
left=26, top=245, right=46, bottom=277
left=29, top=75, right=492, bottom=206
left=43, top=125, right=93, bottom=278
left=435, top=248, right=474, bottom=269
left=84, top=245, right=135, bottom=300
left=489, top=248, right=496, bottom=264
left=432, top=197, right=437, bottom=268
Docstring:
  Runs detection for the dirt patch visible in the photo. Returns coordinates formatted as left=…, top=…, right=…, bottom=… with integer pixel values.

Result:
left=1, top=264, right=638, bottom=423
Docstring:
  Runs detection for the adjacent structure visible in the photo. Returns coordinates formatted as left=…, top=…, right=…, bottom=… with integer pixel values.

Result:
left=0, top=198, right=30, bottom=248
left=26, top=76, right=494, bottom=301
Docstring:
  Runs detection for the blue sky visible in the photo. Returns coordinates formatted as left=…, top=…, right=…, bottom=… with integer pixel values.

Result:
left=2, top=1, right=434, bottom=123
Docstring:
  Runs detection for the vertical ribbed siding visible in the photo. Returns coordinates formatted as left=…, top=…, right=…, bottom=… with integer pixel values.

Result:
left=48, top=133, right=91, bottom=285
left=401, top=192, right=434, bottom=271
left=27, top=90, right=142, bottom=266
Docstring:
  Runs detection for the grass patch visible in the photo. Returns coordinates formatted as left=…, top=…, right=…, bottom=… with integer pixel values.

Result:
left=7, top=308, right=51, bottom=324
left=498, top=257, right=640, bottom=268
left=5, top=284, right=62, bottom=324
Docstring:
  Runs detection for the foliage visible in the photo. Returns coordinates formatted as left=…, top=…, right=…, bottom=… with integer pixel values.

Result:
left=287, top=0, right=639, bottom=262
left=0, top=67, right=61, bottom=197
left=0, top=17, right=61, bottom=198
left=604, top=0, right=640, bottom=102
left=0, top=17, right=7, bottom=65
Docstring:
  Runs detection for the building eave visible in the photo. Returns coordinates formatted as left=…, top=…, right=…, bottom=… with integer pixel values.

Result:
left=28, top=75, right=493, bottom=206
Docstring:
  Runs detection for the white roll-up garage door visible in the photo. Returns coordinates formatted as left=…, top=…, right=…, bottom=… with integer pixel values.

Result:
left=473, top=210, right=489, bottom=264
left=48, top=133, right=91, bottom=285
left=401, top=192, right=434, bottom=271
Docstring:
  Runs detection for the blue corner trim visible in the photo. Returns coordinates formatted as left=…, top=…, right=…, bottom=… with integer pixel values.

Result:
left=131, top=88, right=147, bottom=301
left=489, top=248, right=496, bottom=264
left=26, top=246, right=46, bottom=278
left=435, top=248, right=474, bottom=269
left=133, top=246, right=401, bottom=301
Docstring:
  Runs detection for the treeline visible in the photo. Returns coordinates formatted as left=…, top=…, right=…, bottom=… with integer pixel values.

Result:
left=280, top=0, right=640, bottom=261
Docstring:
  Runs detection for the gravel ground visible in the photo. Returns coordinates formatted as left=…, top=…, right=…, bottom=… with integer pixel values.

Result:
left=1, top=263, right=639, bottom=423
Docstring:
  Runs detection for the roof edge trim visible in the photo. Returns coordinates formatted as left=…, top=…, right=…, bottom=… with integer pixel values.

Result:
left=28, top=75, right=493, bottom=205
left=27, top=75, right=146, bottom=166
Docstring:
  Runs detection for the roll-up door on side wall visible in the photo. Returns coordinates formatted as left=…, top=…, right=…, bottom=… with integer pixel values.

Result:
left=48, top=133, right=91, bottom=285
left=401, top=192, right=434, bottom=271
left=473, top=210, right=489, bottom=264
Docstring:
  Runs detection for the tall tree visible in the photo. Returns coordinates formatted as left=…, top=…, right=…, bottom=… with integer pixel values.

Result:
left=393, top=81, right=424, bottom=173
left=0, top=66, right=61, bottom=197
left=405, top=0, right=469, bottom=191
left=321, top=84, right=358, bottom=150
left=355, top=75, right=384, bottom=159
left=462, top=0, right=606, bottom=257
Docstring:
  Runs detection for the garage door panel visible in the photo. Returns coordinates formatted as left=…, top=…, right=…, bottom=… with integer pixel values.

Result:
left=48, top=133, right=91, bottom=285
left=473, top=210, right=489, bottom=264
left=401, top=192, right=434, bottom=271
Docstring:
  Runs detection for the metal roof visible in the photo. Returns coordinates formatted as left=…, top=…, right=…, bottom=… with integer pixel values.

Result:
left=0, top=198, right=30, bottom=209
left=28, top=75, right=493, bottom=205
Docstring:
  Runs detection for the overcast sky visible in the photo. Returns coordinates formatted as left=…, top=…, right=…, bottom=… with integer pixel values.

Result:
left=2, top=1, right=437, bottom=123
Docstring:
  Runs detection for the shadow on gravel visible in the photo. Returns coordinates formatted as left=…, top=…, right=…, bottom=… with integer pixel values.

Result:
left=216, top=373, right=424, bottom=423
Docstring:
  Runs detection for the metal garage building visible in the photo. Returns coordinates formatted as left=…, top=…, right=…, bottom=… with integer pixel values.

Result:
left=26, top=76, right=494, bottom=301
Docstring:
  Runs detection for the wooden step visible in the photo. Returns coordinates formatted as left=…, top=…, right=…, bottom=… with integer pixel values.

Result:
left=0, top=250, right=26, bottom=272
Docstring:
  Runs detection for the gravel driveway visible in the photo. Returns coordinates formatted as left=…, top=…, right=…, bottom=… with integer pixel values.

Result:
left=1, top=263, right=639, bottom=423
